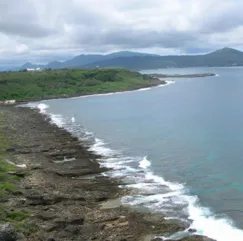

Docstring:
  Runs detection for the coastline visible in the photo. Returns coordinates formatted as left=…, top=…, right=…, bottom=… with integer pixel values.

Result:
left=0, top=105, right=214, bottom=240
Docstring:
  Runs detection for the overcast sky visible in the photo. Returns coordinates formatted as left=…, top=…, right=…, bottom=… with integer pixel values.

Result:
left=1, top=0, right=243, bottom=66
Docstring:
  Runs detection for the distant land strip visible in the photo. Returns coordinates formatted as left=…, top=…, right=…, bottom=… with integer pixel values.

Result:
left=148, top=73, right=216, bottom=78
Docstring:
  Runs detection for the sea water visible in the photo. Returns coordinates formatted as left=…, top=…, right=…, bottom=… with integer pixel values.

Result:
left=26, top=67, right=243, bottom=240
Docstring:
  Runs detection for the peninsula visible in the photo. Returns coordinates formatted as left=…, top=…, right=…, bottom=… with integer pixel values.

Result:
left=0, top=69, right=164, bottom=102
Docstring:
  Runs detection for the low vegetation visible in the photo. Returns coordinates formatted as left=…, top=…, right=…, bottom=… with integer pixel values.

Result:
left=0, top=69, right=162, bottom=101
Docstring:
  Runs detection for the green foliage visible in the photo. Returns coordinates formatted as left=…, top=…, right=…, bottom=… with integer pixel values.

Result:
left=0, top=69, right=160, bottom=101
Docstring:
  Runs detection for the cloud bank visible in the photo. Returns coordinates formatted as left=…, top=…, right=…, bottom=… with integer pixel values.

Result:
left=1, top=0, right=243, bottom=65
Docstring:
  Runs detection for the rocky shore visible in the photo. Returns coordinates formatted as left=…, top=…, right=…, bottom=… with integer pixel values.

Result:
left=0, top=106, right=214, bottom=241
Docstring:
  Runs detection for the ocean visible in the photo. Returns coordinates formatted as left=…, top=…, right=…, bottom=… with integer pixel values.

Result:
left=26, top=67, right=243, bottom=240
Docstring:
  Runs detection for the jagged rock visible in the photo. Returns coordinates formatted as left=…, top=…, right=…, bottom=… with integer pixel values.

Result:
left=0, top=223, right=16, bottom=241
left=188, top=228, right=197, bottom=233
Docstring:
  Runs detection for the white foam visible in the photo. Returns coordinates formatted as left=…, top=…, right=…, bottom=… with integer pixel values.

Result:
left=50, top=114, right=65, bottom=127
left=165, top=80, right=175, bottom=85
left=145, top=172, right=184, bottom=191
left=182, top=195, right=243, bottom=241
left=137, top=87, right=152, bottom=91
left=89, top=138, right=116, bottom=157
left=37, top=103, right=50, bottom=113
left=139, top=156, right=151, bottom=169
left=71, top=116, right=76, bottom=123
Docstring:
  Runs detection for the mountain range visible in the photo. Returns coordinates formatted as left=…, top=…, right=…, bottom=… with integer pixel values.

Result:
left=11, top=47, right=243, bottom=71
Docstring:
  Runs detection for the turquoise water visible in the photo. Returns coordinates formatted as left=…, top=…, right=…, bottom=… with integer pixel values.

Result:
left=29, top=67, right=243, bottom=240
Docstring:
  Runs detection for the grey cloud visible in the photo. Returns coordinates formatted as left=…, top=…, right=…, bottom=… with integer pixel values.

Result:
left=199, top=4, right=243, bottom=34
left=1, top=0, right=243, bottom=66
left=71, top=25, right=197, bottom=50
left=0, top=21, right=56, bottom=38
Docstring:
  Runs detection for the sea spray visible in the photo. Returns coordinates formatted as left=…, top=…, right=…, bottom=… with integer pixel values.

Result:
left=139, top=156, right=151, bottom=169
left=37, top=103, right=49, bottom=113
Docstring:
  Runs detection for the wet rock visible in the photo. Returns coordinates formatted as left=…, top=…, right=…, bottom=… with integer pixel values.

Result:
left=188, top=228, right=197, bottom=233
left=0, top=223, right=16, bottom=241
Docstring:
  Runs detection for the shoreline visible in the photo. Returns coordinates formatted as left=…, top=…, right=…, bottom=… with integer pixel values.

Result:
left=0, top=105, right=214, bottom=240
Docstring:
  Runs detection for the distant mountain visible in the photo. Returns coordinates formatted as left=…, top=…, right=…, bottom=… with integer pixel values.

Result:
left=83, top=47, right=243, bottom=69
left=46, top=61, right=63, bottom=69
left=205, top=47, right=243, bottom=58
left=21, top=62, right=44, bottom=69
left=15, top=47, right=243, bottom=71
left=19, top=51, right=158, bottom=70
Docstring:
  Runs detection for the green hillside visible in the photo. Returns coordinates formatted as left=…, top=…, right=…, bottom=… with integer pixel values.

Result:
left=0, top=69, right=163, bottom=101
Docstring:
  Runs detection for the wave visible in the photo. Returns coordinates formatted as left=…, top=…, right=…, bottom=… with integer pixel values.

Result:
left=139, top=156, right=151, bottom=169
left=23, top=102, right=50, bottom=113
left=37, top=103, right=49, bottom=114
left=87, top=136, right=243, bottom=241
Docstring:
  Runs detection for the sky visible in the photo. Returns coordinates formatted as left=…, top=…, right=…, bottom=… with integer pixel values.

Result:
left=1, top=0, right=243, bottom=66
